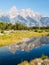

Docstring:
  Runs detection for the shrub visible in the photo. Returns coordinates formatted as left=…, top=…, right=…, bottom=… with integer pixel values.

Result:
left=41, top=54, right=48, bottom=60
left=47, top=34, right=49, bottom=36
left=1, top=30, right=4, bottom=33
left=34, top=29, right=38, bottom=32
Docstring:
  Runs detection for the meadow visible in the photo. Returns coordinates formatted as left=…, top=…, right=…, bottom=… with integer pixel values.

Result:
left=0, top=30, right=49, bottom=47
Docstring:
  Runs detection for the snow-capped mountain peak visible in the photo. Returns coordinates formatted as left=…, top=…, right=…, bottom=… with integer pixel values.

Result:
left=7, top=6, right=43, bottom=19
left=0, top=6, right=49, bottom=27
left=7, top=6, right=19, bottom=18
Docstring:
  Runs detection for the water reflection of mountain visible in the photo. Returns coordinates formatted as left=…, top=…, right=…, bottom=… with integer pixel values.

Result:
left=7, top=36, right=49, bottom=53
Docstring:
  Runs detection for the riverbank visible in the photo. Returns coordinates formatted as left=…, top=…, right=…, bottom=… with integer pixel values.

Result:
left=18, top=55, right=49, bottom=65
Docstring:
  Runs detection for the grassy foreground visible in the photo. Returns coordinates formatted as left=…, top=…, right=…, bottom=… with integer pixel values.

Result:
left=0, top=30, right=49, bottom=47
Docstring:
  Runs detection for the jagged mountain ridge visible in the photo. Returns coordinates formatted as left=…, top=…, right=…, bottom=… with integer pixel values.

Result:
left=0, top=6, right=49, bottom=26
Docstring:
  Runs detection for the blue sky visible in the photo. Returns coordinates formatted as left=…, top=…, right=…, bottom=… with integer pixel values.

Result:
left=0, top=0, right=49, bottom=17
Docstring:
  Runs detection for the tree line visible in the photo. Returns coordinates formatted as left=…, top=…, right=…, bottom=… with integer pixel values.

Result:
left=0, top=22, right=49, bottom=30
left=0, top=22, right=28, bottom=30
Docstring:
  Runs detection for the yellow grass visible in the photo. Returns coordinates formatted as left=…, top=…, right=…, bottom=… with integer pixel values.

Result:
left=0, top=30, right=48, bottom=46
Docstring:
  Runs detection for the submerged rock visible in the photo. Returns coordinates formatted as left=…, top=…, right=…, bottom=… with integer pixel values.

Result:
left=7, top=36, right=49, bottom=53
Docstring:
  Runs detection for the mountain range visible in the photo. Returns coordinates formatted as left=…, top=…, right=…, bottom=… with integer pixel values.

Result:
left=0, top=6, right=49, bottom=27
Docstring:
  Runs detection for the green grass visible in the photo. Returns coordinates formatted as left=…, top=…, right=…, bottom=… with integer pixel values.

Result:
left=0, top=30, right=49, bottom=47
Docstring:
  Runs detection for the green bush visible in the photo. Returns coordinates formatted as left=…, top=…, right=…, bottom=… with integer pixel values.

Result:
left=47, top=34, right=49, bottom=36
left=1, top=30, right=4, bottom=33
left=41, top=54, right=48, bottom=60
left=34, top=29, right=38, bottom=32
